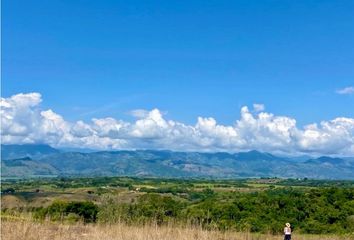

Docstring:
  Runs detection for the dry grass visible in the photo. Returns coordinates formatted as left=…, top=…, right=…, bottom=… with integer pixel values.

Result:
left=1, top=219, right=353, bottom=240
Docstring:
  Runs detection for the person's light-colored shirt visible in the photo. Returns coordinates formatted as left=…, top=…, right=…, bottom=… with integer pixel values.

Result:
left=284, top=227, right=291, bottom=235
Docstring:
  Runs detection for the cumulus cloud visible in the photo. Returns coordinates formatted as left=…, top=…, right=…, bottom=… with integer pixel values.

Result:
left=336, top=86, right=354, bottom=95
left=1, top=92, right=354, bottom=156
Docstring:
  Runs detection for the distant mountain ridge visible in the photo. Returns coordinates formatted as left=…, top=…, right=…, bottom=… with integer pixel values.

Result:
left=1, top=144, right=354, bottom=179
left=1, top=144, right=59, bottom=160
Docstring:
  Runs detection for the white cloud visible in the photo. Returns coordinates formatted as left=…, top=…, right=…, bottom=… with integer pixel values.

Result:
left=336, top=86, right=354, bottom=95
left=70, top=121, right=93, bottom=138
left=1, top=92, right=354, bottom=156
left=129, top=109, right=150, bottom=118
left=1, top=92, right=43, bottom=137
left=253, top=103, right=265, bottom=112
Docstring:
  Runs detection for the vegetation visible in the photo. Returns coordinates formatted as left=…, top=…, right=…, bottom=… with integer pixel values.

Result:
left=1, top=177, right=354, bottom=236
left=3, top=220, right=353, bottom=240
left=33, top=201, right=98, bottom=223
left=3, top=144, right=354, bottom=179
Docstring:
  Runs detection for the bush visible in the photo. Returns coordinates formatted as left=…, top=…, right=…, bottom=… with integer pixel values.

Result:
left=97, top=193, right=184, bottom=225
left=34, top=200, right=98, bottom=223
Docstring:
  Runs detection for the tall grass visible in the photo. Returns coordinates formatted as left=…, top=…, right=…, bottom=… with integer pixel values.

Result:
left=1, top=219, right=353, bottom=240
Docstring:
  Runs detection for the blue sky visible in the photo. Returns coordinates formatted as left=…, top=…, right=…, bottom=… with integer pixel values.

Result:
left=2, top=0, right=354, bottom=127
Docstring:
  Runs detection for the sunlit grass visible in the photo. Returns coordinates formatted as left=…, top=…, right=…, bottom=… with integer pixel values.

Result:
left=1, top=218, right=353, bottom=240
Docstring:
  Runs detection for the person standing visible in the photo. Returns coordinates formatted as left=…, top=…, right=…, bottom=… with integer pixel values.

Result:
left=284, top=223, right=291, bottom=240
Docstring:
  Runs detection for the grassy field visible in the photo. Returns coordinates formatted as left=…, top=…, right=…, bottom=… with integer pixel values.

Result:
left=2, top=219, right=353, bottom=240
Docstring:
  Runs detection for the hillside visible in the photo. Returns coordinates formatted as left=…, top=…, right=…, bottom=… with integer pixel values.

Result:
left=1, top=177, right=353, bottom=237
left=1, top=144, right=59, bottom=160
left=1, top=144, right=354, bottom=179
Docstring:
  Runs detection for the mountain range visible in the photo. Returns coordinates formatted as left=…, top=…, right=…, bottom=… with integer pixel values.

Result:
left=1, top=144, right=354, bottom=179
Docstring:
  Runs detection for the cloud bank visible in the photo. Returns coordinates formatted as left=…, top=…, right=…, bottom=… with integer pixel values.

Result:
left=1, top=92, right=354, bottom=156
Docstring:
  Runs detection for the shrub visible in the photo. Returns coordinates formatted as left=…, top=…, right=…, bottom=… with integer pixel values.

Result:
left=33, top=201, right=98, bottom=223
